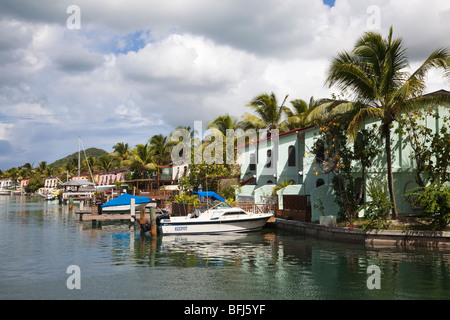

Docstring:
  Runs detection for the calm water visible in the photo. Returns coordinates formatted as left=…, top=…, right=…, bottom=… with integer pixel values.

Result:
left=0, top=196, right=449, bottom=300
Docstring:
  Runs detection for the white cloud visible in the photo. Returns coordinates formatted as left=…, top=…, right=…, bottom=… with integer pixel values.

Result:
left=0, top=0, right=449, bottom=170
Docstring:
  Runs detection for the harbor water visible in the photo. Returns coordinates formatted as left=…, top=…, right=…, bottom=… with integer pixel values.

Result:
left=0, top=196, right=449, bottom=300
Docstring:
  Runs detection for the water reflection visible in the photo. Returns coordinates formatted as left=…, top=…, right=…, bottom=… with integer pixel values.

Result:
left=1, top=196, right=449, bottom=299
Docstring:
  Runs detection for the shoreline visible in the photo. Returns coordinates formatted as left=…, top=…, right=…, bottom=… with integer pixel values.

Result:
left=270, top=218, right=450, bottom=249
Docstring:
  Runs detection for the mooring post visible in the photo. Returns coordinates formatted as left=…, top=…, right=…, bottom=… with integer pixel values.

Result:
left=130, top=198, right=136, bottom=222
left=139, top=205, right=146, bottom=224
left=150, top=206, right=157, bottom=237
left=69, top=196, right=73, bottom=212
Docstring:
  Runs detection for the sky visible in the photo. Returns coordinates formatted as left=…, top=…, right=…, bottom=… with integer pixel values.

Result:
left=0, top=0, right=449, bottom=170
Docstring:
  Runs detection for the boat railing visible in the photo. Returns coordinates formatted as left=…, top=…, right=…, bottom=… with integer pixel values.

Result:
left=234, top=202, right=277, bottom=214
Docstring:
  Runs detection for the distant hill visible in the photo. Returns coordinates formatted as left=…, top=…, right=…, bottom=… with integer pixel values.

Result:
left=50, top=148, right=108, bottom=168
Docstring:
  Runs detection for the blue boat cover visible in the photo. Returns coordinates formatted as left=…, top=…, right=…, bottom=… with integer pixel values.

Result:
left=101, top=193, right=151, bottom=208
left=192, top=191, right=225, bottom=202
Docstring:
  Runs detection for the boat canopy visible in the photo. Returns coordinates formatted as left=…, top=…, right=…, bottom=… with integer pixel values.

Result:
left=101, top=193, right=151, bottom=208
left=192, top=191, right=226, bottom=202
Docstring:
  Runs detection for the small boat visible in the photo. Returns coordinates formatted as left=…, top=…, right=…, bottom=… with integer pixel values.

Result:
left=159, top=191, right=273, bottom=235
left=101, top=193, right=151, bottom=213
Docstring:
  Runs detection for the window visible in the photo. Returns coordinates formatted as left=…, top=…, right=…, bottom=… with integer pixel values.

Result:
left=222, top=211, right=248, bottom=216
left=288, top=145, right=296, bottom=167
left=249, top=153, right=256, bottom=171
left=316, top=178, right=324, bottom=187
left=266, top=149, right=272, bottom=168
left=315, top=139, right=325, bottom=163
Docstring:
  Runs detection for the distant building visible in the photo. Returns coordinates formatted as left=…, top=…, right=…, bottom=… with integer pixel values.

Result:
left=97, top=168, right=128, bottom=186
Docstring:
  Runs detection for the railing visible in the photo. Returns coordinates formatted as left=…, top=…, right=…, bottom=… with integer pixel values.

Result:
left=62, top=192, right=95, bottom=200
left=234, top=202, right=277, bottom=214
left=137, top=189, right=179, bottom=199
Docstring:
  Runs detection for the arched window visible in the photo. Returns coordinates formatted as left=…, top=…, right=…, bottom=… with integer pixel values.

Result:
left=288, top=145, right=296, bottom=167
left=266, top=149, right=272, bottom=168
left=316, top=178, right=325, bottom=188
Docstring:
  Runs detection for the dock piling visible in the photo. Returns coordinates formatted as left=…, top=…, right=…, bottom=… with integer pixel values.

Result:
left=130, top=198, right=136, bottom=222
left=150, top=207, right=157, bottom=237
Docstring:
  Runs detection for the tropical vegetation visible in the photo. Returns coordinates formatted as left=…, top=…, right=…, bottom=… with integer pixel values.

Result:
left=1, top=26, right=449, bottom=228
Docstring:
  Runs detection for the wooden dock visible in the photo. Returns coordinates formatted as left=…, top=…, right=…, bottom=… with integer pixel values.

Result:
left=74, top=206, right=152, bottom=222
left=78, top=212, right=152, bottom=221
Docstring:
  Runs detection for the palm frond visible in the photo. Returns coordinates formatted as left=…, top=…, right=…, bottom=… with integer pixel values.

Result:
left=347, top=107, right=384, bottom=141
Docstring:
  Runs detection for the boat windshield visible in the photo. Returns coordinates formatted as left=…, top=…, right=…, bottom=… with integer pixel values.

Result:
left=210, top=201, right=232, bottom=209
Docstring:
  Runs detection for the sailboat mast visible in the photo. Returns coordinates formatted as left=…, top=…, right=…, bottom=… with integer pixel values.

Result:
left=78, top=136, right=81, bottom=178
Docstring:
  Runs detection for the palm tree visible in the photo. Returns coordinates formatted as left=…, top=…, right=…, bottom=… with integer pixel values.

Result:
left=241, top=92, right=290, bottom=131
left=206, top=114, right=241, bottom=136
left=149, top=134, right=172, bottom=165
left=109, top=142, right=130, bottom=166
left=315, top=26, right=450, bottom=219
left=97, top=154, right=114, bottom=172
left=125, top=143, right=157, bottom=179
left=282, top=97, right=321, bottom=130
left=206, top=114, right=242, bottom=164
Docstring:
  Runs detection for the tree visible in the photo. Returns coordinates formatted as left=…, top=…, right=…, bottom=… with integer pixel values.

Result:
left=311, top=114, right=380, bottom=226
left=125, top=143, right=157, bottom=179
left=206, top=114, right=241, bottom=137
left=241, top=92, right=290, bottom=131
left=282, top=97, right=320, bottom=130
left=149, top=134, right=172, bottom=165
left=315, top=26, right=450, bottom=219
left=109, top=142, right=130, bottom=166
left=97, top=154, right=114, bottom=172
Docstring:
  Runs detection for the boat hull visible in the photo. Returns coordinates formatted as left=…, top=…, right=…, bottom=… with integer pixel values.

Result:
left=160, top=214, right=272, bottom=235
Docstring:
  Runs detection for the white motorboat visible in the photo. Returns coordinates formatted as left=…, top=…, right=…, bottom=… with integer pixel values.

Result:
left=159, top=192, right=273, bottom=235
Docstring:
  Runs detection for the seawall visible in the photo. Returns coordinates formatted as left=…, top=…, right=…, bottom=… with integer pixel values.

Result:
left=271, top=219, right=450, bottom=248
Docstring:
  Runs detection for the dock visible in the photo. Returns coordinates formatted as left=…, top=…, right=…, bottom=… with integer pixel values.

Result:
left=74, top=205, right=146, bottom=221
left=76, top=211, right=153, bottom=221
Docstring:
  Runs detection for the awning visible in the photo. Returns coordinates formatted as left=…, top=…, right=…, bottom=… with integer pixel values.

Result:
left=101, top=193, right=151, bottom=208
left=192, top=191, right=225, bottom=202
left=61, top=179, right=95, bottom=187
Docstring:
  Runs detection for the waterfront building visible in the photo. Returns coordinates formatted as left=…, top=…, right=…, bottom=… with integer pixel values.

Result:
left=97, top=168, right=128, bottom=186
left=235, top=89, right=450, bottom=222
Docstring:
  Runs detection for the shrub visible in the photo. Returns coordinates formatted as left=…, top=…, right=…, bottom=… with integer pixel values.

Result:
left=410, top=182, right=450, bottom=230
left=362, top=178, right=392, bottom=230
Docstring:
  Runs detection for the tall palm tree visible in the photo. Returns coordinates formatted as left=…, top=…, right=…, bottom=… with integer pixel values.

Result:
left=314, top=26, right=450, bottom=219
left=109, top=142, right=130, bottom=167
left=125, top=143, right=157, bottom=179
left=97, top=154, right=114, bottom=172
left=241, top=92, right=290, bottom=131
left=149, top=134, right=172, bottom=165
left=282, top=97, right=321, bottom=130
left=206, top=114, right=241, bottom=137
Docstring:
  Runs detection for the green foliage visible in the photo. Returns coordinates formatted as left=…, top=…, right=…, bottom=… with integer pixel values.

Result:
left=408, top=182, right=450, bottom=230
left=173, top=193, right=201, bottom=206
left=179, top=163, right=238, bottom=195
left=362, top=178, right=393, bottom=231
left=50, top=148, right=108, bottom=169
left=312, top=115, right=380, bottom=225
left=25, top=173, right=44, bottom=193
left=397, top=110, right=450, bottom=186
